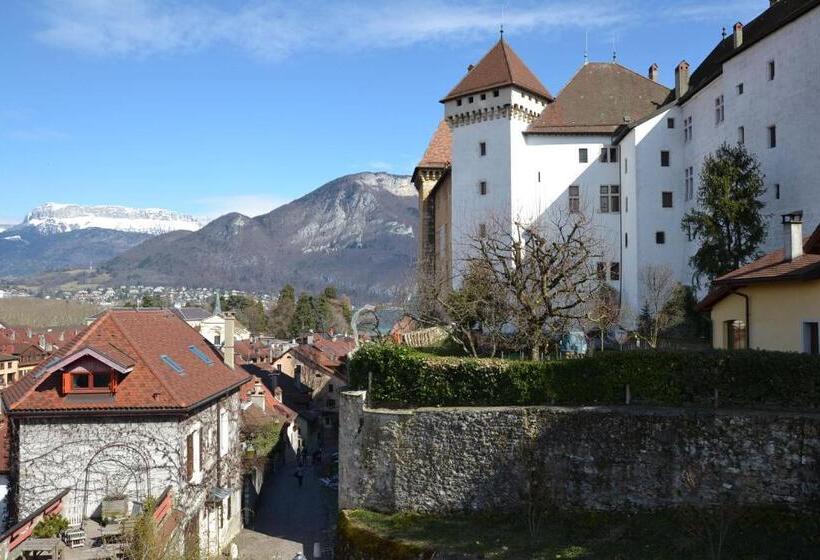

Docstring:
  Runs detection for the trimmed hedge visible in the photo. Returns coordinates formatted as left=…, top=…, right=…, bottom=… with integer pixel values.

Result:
left=349, top=344, right=820, bottom=409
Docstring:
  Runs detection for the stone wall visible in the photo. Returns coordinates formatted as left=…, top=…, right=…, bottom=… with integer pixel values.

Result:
left=339, top=391, right=820, bottom=513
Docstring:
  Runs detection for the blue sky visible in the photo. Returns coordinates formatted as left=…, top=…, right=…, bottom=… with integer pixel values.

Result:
left=0, top=0, right=767, bottom=224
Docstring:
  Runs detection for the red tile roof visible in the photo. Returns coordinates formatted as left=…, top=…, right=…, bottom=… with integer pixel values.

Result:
left=417, top=120, right=452, bottom=169
left=699, top=224, right=820, bottom=310
left=528, top=63, right=673, bottom=135
left=442, top=39, right=552, bottom=102
left=2, top=309, right=250, bottom=415
left=239, top=375, right=297, bottom=424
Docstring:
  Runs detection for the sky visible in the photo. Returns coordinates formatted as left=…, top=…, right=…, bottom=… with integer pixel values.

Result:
left=0, top=0, right=768, bottom=224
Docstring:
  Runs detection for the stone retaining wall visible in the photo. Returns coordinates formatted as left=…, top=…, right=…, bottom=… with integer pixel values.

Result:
left=339, top=390, right=820, bottom=513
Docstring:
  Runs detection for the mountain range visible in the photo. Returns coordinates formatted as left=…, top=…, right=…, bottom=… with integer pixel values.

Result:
left=4, top=172, right=418, bottom=301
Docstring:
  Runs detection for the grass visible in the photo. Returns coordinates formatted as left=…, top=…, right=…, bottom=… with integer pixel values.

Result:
left=342, top=508, right=820, bottom=559
left=0, top=297, right=101, bottom=327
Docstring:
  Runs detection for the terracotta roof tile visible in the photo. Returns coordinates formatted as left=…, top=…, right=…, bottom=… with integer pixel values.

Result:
left=442, top=39, right=551, bottom=102
left=2, top=309, right=250, bottom=414
left=417, top=120, right=452, bottom=169
left=528, top=63, right=674, bottom=135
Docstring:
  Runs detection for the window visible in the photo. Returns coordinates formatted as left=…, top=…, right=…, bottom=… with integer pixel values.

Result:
left=685, top=166, right=695, bottom=201
left=478, top=223, right=487, bottom=238
left=596, top=262, right=606, bottom=280
left=579, top=148, right=588, bottom=163
left=326, top=398, right=336, bottom=409
left=714, top=95, right=724, bottom=125
left=625, top=196, right=628, bottom=213
left=493, top=89, right=500, bottom=97
left=568, top=185, right=580, bottom=213
left=479, top=142, right=486, bottom=156
left=599, top=186, right=619, bottom=213
left=328, top=384, right=334, bottom=393
left=456, top=99, right=462, bottom=106
left=609, top=147, right=618, bottom=162
left=468, top=96, right=474, bottom=103
left=624, top=158, right=628, bottom=174
left=768, top=125, right=777, bottom=148
left=667, top=118, right=675, bottom=129
left=480, top=93, right=486, bottom=100
left=775, top=184, right=780, bottom=199
left=624, top=233, right=628, bottom=248
left=214, top=334, right=221, bottom=346
left=610, top=262, right=620, bottom=281
left=186, top=429, right=201, bottom=482
left=803, top=322, right=819, bottom=355
left=655, top=231, right=666, bottom=244
left=537, top=171, right=541, bottom=183
left=479, top=181, right=487, bottom=195
left=662, top=191, right=673, bottom=208
left=684, top=116, right=693, bottom=142
left=660, top=151, right=670, bottom=167
left=189, top=345, right=214, bottom=365
left=737, top=83, right=744, bottom=95
left=219, top=410, right=230, bottom=457
left=738, top=126, right=745, bottom=144
left=600, top=147, right=608, bottom=163
left=768, top=60, right=775, bottom=81
left=160, top=355, right=184, bottom=374
left=227, top=495, right=232, bottom=520
left=726, top=320, right=747, bottom=350
left=67, top=370, right=111, bottom=393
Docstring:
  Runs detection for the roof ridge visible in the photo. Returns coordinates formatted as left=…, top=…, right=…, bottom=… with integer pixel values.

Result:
left=109, top=310, right=184, bottom=408
left=499, top=39, right=514, bottom=83
left=612, top=62, right=673, bottom=91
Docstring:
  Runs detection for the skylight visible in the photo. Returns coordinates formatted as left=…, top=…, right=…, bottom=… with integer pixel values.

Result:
left=160, top=355, right=185, bottom=374
left=189, top=345, right=214, bottom=365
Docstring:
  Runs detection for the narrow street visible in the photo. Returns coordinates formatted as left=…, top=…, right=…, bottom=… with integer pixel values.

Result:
left=233, top=456, right=338, bottom=560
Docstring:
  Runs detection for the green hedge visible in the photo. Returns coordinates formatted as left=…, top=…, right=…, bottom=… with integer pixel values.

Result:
left=348, top=344, right=820, bottom=409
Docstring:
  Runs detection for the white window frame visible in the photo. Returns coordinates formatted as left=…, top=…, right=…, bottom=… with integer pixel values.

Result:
left=715, top=95, right=724, bottom=125
left=186, top=422, right=203, bottom=484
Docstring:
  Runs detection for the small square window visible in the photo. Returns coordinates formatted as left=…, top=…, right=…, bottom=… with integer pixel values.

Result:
left=667, top=118, right=675, bottom=129
left=768, top=125, right=777, bottom=148
left=662, top=192, right=673, bottom=208
left=493, top=89, right=500, bottom=97
left=660, top=151, right=670, bottom=167
left=456, top=99, right=462, bottom=106
left=468, top=96, right=474, bottom=103
left=480, top=93, right=486, bottom=100
left=479, top=142, right=486, bottom=156
left=579, top=148, right=588, bottom=163
left=479, top=181, right=487, bottom=195
left=737, top=83, right=744, bottom=95
left=656, top=231, right=666, bottom=244
left=768, top=60, right=775, bottom=81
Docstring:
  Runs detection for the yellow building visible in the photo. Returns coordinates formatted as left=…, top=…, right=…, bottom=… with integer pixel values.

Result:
left=412, top=120, right=452, bottom=284
left=0, top=353, right=20, bottom=386
left=700, top=212, right=820, bottom=353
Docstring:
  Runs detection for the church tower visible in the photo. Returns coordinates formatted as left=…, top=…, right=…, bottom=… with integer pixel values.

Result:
left=440, top=38, right=552, bottom=280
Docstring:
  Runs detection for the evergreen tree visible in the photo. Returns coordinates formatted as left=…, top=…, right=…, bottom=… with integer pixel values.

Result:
left=269, top=285, right=296, bottom=339
left=290, top=293, right=317, bottom=337
left=681, top=142, right=767, bottom=286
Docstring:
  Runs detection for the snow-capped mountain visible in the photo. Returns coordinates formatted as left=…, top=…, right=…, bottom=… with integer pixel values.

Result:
left=14, top=203, right=202, bottom=236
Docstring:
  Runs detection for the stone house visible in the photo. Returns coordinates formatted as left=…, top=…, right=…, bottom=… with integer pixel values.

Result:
left=1, top=309, right=251, bottom=557
left=699, top=212, right=820, bottom=353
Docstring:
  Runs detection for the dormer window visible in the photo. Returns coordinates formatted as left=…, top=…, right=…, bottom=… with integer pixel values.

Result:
left=63, top=369, right=116, bottom=394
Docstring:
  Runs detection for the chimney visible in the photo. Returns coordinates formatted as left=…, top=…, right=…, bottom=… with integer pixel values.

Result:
left=648, top=63, right=659, bottom=82
left=675, top=60, right=690, bottom=99
left=38, top=334, right=46, bottom=350
left=223, top=312, right=235, bottom=370
left=250, top=381, right=266, bottom=411
left=783, top=211, right=804, bottom=261
left=733, top=22, right=744, bottom=48
left=467, top=64, right=475, bottom=72
left=274, top=386, right=283, bottom=403
left=26, top=328, right=32, bottom=339
left=59, top=331, right=65, bottom=342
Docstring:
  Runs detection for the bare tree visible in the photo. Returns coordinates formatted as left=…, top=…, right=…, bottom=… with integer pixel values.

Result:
left=466, top=211, right=603, bottom=360
left=635, top=265, right=685, bottom=348
left=586, top=284, right=622, bottom=352
left=410, top=261, right=509, bottom=357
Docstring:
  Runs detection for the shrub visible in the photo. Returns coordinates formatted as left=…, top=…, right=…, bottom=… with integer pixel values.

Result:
left=349, top=343, right=820, bottom=409
left=32, top=514, right=69, bottom=538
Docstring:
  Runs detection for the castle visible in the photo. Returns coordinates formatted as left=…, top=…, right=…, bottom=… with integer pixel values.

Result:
left=412, top=0, right=820, bottom=314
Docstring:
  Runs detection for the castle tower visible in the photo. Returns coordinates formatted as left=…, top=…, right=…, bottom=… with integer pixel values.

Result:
left=440, top=39, right=552, bottom=281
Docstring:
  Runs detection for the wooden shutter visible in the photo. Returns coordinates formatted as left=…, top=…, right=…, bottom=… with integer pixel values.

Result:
left=186, top=433, right=194, bottom=480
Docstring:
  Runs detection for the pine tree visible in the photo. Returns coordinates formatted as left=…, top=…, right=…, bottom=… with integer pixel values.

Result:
left=681, top=142, right=767, bottom=287
left=290, top=293, right=317, bottom=337
left=269, top=285, right=296, bottom=339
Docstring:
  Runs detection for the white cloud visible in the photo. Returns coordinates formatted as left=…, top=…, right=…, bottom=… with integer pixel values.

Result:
left=193, top=193, right=290, bottom=221
left=34, top=0, right=636, bottom=60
